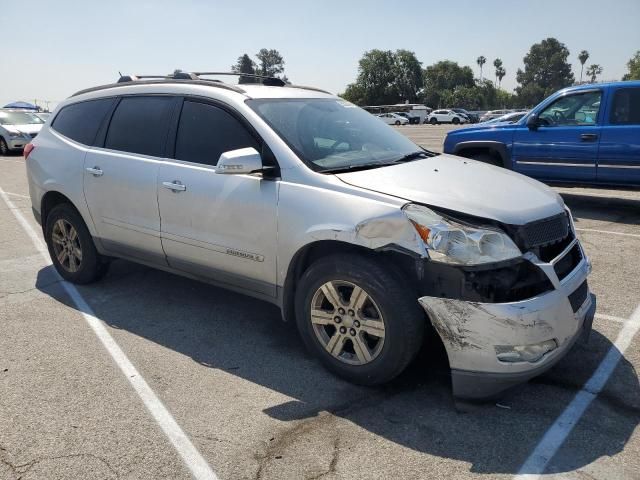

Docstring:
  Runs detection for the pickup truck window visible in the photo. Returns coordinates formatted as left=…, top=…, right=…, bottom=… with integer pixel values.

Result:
left=610, top=88, right=640, bottom=125
left=538, top=91, right=602, bottom=127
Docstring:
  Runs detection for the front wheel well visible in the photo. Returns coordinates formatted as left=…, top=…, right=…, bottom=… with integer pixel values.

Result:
left=456, top=147, right=505, bottom=167
left=281, top=240, right=421, bottom=323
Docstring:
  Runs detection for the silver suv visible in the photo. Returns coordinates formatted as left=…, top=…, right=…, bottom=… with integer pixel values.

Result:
left=26, top=72, right=596, bottom=400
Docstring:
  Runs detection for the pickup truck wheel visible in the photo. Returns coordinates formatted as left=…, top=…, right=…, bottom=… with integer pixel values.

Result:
left=45, top=203, right=109, bottom=284
left=429, top=117, right=438, bottom=125
left=470, top=152, right=502, bottom=167
left=295, top=254, right=425, bottom=385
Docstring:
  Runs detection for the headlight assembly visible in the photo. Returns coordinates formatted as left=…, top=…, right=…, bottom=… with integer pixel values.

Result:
left=403, top=204, right=521, bottom=265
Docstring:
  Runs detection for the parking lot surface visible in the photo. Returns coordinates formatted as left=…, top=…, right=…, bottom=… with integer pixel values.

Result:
left=1, top=132, right=639, bottom=479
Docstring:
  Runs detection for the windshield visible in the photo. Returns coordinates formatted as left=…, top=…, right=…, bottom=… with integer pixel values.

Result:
left=247, top=98, right=431, bottom=172
left=0, top=111, right=45, bottom=126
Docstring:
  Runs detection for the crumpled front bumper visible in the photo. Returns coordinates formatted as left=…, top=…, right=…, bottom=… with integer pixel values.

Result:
left=419, top=246, right=595, bottom=400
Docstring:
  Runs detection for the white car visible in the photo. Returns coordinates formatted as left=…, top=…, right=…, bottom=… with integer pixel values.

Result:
left=425, top=110, right=469, bottom=125
left=377, top=113, right=409, bottom=125
left=0, top=109, right=45, bottom=155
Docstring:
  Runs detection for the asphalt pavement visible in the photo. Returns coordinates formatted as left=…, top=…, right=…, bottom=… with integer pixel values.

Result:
left=1, top=137, right=639, bottom=479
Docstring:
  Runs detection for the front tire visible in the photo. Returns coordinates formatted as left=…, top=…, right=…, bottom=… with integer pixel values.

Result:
left=452, top=117, right=460, bottom=125
left=429, top=117, right=438, bottom=125
left=295, top=254, right=425, bottom=386
left=395, top=120, right=401, bottom=126
left=45, top=203, right=109, bottom=284
left=0, top=137, right=9, bottom=156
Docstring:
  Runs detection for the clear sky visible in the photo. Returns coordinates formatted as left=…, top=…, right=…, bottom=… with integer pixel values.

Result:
left=2, top=0, right=639, bottom=109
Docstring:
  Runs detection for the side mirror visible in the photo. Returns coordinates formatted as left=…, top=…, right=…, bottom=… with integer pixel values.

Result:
left=526, top=114, right=539, bottom=130
left=215, top=147, right=263, bottom=175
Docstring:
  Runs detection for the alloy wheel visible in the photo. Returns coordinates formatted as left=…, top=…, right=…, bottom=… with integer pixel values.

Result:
left=310, top=280, right=386, bottom=365
left=51, top=219, right=83, bottom=272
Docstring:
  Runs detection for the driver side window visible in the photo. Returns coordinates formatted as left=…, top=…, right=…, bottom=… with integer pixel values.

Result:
left=538, top=91, right=602, bottom=127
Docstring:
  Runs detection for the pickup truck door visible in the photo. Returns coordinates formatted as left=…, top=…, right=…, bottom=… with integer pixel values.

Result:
left=597, top=86, right=640, bottom=185
left=512, top=89, right=603, bottom=183
left=157, top=98, right=278, bottom=298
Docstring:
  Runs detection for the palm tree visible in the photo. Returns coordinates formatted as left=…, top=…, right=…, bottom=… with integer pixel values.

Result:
left=586, top=64, right=603, bottom=83
left=496, top=67, right=506, bottom=88
left=578, top=50, right=590, bottom=83
left=493, top=58, right=503, bottom=85
left=476, top=56, right=487, bottom=81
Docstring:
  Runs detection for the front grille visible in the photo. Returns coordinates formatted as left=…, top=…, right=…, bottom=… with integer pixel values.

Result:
left=568, top=280, right=589, bottom=312
left=553, top=243, right=583, bottom=280
left=520, top=212, right=570, bottom=248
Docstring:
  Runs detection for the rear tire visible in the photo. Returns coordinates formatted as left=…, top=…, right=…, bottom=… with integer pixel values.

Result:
left=45, top=203, right=110, bottom=284
left=295, top=254, right=425, bottom=386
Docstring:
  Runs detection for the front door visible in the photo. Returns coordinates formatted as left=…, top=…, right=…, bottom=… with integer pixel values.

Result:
left=597, top=86, right=640, bottom=185
left=84, top=95, right=175, bottom=263
left=158, top=99, right=278, bottom=297
left=512, top=89, right=603, bottom=183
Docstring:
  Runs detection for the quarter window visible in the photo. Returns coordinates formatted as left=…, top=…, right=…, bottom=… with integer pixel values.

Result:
left=105, top=96, right=173, bottom=157
left=538, top=91, right=602, bottom=126
left=610, top=88, right=640, bottom=125
left=52, top=98, right=115, bottom=145
left=174, top=100, right=258, bottom=166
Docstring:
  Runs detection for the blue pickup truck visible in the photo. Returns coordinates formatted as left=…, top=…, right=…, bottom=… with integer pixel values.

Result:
left=443, top=81, right=640, bottom=187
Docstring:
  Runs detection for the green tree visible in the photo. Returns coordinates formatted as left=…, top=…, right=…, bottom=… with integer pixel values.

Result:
left=586, top=64, right=603, bottom=83
left=578, top=50, right=590, bottom=83
left=623, top=51, right=640, bottom=80
left=423, top=60, right=474, bottom=107
left=496, top=66, right=506, bottom=88
left=342, top=49, right=423, bottom=105
left=231, top=54, right=258, bottom=84
left=476, top=55, right=487, bottom=81
left=493, top=58, right=503, bottom=84
left=515, top=38, right=574, bottom=105
left=255, top=48, right=285, bottom=77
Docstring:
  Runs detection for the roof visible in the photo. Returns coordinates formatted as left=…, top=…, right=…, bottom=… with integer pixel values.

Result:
left=565, top=80, right=640, bottom=91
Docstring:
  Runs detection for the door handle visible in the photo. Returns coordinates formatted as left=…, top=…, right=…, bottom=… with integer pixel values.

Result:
left=86, top=166, right=103, bottom=177
left=580, top=133, right=598, bottom=142
left=162, top=181, right=186, bottom=192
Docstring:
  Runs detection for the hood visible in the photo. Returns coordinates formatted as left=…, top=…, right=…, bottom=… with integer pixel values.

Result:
left=12, top=124, right=43, bottom=135
left=336, top=154, right=565, bottom=225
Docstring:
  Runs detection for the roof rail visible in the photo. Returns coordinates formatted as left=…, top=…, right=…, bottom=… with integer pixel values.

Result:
left=194, top=72, right=286, bottom=87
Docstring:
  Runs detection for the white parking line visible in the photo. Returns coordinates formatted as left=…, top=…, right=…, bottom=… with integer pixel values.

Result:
left=595, top=313, right=628, bottom=324
left=5, top=191, right=30, bottom=199
left=514, top=304, right=640, bottom=479
left=575, top=228, right=640, bottom=239
left=0, top=187, right=218, bottom=480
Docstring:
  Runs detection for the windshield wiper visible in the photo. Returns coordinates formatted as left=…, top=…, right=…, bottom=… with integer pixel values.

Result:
left=391, top=150, right=437, bottom=163
left=321, top=162, right=389, bottom=174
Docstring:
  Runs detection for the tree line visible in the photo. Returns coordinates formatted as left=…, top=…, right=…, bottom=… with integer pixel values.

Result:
left=341, top=39, right=640, bottom=110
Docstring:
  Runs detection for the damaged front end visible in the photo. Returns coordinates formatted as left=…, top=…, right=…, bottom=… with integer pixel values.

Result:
left=406, top=205, right=595, bottom=400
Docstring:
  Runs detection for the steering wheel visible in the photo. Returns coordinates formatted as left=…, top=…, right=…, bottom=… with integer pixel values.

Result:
left=553, top=110, right=565, bottom=122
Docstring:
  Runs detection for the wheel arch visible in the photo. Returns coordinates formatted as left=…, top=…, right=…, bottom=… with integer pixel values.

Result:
left=452, top=141, right=511, bottom=169
left=281, top=240, right=422, bottom=323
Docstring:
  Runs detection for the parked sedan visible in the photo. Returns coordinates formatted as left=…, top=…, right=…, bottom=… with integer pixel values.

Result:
left=0, top=109, right=45, bottom=155
left=377, top=113, right=409, bottom=125
left=393, top=112, right=420, bottom=124
left=425, top=109, right=469, bottom=125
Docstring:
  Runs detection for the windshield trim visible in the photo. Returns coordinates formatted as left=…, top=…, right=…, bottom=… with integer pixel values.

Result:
left=246, top=98, right=433, bottom=174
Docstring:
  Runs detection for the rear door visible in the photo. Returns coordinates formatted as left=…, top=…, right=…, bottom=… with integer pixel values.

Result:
left=512, top=89, right=603, bottom=183
left=83, top=95, right=176, bottom=263
left=157, top=98, right=278, bottom=297
left=597, top=86, right=640, bottom=185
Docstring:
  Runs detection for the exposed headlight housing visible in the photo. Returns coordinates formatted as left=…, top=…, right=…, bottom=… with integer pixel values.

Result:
left=403, top=204, right=521, bottom=265
left=7, top=130, right=25, bottom=138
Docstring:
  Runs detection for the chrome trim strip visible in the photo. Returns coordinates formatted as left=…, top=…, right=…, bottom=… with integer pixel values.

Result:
left=597, top=164, right=640, bottom=169
left=550, top=238, right=579, bottom=266
left=516, top=161, right=596, bottom=168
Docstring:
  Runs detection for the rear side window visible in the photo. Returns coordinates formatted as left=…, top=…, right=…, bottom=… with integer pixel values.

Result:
left=610, top=88, right=640, bottom=125
left=52, top=98, right=115, bottom=145
left=174, top=100, right=259, bottom=166
left=105, top=96, right=173, bottom=157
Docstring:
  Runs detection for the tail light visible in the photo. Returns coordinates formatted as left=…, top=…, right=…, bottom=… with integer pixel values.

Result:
left=23, top=143, right=35, bottom=160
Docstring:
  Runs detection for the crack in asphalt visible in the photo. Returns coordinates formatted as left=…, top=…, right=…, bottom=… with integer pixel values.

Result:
left=0, top=444, right=119, bottom=479
left=0, top=279, right=62, bottom=300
